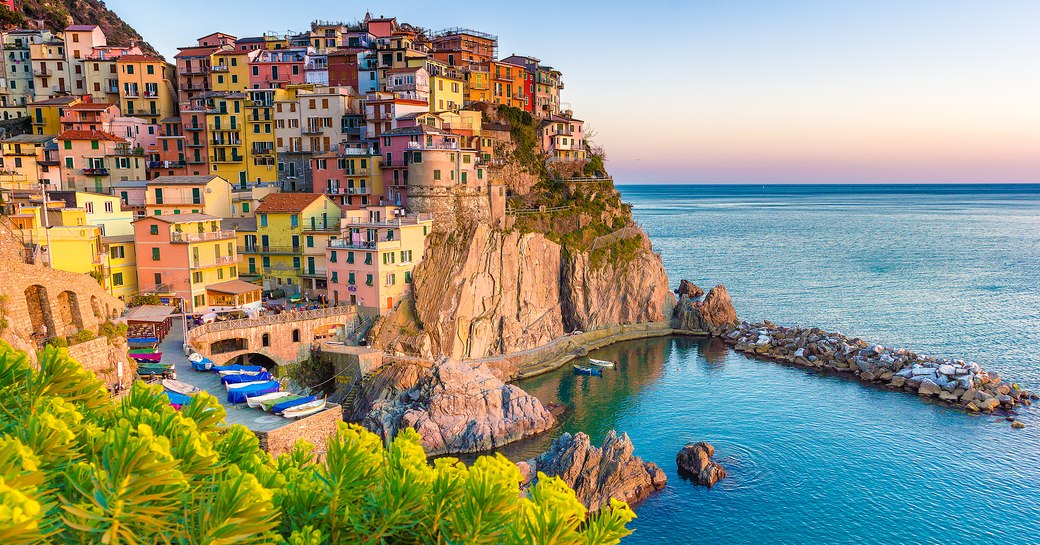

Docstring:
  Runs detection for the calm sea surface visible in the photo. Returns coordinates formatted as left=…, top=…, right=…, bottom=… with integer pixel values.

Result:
left=503, top=184, right=1040, bottom=544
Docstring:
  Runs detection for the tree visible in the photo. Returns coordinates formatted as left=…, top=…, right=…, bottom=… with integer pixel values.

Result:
left=0, top=342, right=637, bottom=544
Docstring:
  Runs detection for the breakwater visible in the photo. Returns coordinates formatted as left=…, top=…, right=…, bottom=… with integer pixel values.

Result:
left=721, top=321, right=1037, bottom=415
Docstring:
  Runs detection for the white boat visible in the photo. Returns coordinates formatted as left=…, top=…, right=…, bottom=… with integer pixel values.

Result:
left=225, top=380, right=268, bottom=391
left=281, top=398, right=327, bottom=418
left=589, top=358, right=615, bottom=368
left=217, top=370, right=264, bottom=377
left=246, top=391, right=291, bottom=409
left=162, top=379, right=201, bottom=396
left=188, top=352, right=204, bottom=363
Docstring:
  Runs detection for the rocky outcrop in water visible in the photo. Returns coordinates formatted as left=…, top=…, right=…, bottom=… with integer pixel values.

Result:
left=516, top=430, right=666, bottom=511
left=675, top=279, right=704, bottom=298
left=362, top=357, right=555, bottom=456
left=373, top=225, right=674, bottom=360
left=672, top=284, right=738, bottom=333
left=722, top=322, right=1037, bottom=413
left=676, top=441, right=727, bottom=487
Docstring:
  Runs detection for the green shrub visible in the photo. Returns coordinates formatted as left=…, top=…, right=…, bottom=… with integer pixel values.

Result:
left=46, top=337, right=68, bottom=349
left=128, top=294, right=161, bottom=307
left=0, top=342, right=637, bottom=544
left=97, top=321, right=128, bottom=340
left=69, top=329, right=97, bottom=345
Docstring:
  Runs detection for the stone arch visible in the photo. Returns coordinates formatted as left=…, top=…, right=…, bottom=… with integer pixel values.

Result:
left=210, top=337, right=248, bottom=354
left=24, top=284, right=54, bottom=335
left=56, top=291, right=84, bottom=335
left=90, top=296, right=102, bottom=319
left=235, top=352, right=278, bottom=372
left=291, top=328, right=301, bottom=343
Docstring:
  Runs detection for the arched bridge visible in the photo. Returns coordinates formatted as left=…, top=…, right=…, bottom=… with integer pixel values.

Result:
left=186, top=306, right=361, bottom=368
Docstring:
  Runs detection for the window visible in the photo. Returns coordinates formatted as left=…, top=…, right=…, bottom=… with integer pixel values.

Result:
left=433, top=170, right=441, bottom=180
left=386, top=273, right=396, bottom=286
left=405, top=271, right=412, bottom=283
left=262, top=333, right=270, bottom=347
left=331, top=271, right=338, bottom=283
left=109, top=245, right=125, bottom=259
left=104, top=201, right=113, bottom=213
left=365, top=274, right=373, bottom=286
left=84, top=202, right=94, bottom=214
left=217, top=268, right=224, bottom=280
left=259, top=214, right=267, bottom=227
left=151, top=247, right=160, bottom=261
left=348, top=272, right=355, bottom=284
left=329, top=251, right=337, bottom=263
left=192, top=271, right=202, bottom=283
left=291, top=329, right=301, bottom=343
left=149, top=224, right=159, bottom=235
left=306, top=236, right=313, bottom=248
left=290, top=215, right=298, bottom=228
left=63, top=140, right=72, bottom=150
left=154, top=273, right=162, bottom=285
left=113, top=273, right=123, bottom=286
left=346, top=251, right=354, bottom=264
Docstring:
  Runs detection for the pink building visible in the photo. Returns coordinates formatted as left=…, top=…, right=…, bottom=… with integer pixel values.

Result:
left=311, top=143, right=383, bottom=209
left=379, top=124, right=460, bottom=206
left=363, top=91, right=428, bottom=141
left=249, top=48, right=308, bottom=88
left=539, top=114, right=586, bottom=161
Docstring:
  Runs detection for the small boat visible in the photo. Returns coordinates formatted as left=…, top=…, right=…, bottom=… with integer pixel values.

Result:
left=573, top=365, right=602, bottom=377
left=226, top=380, right=269, bottom=391
left=222, top=372, right=273, bottom=385
left=588, top=358, right=615, bottom=368
left=247, top=391, right=291, bottom=409
left=282, top=398, right=326, bottom=418
left=272, top=395, right=317, bottom=415
left=130, top=348, right=159, bottom=355
left=226, top=380, right=281, bottom=404
left=262, top=394, right=302, bottom=412
left=212, top=365, right=266, bottom=374
left=162, top=379, right=201, bottom=396
left=130, top=352, right=163, bottom=363
left=190, top=357, right=214, bottom=372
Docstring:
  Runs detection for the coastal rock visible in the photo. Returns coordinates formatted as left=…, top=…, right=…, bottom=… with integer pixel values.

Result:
left=672, top=284, right=738, bottom=333
left=363, top=357, right=555, bottom=456
left=517, top=430, right=666, bottom=511
left=918, top=379, right=942, bottom=397
left=676, top=441, right=727, bottom=487
left=675, top=279, right=704, bottom=298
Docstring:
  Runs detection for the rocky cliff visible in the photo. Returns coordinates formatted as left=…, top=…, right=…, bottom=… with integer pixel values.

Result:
left=372, top=224, right=673, bottom=360
left=362, top=357, right=555, bottom=456
left=2, top=0, right=160, bottom=57
left=517, top=430, right=667, bottom=511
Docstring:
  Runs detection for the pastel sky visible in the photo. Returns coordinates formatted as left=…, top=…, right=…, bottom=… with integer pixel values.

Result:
left=107, top=0, right=1040, bottom=184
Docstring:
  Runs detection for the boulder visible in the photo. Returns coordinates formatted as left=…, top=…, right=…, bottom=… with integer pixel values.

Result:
left=676, top=441, right=727, bottom=487
left=676, top=279, right=704, bottom=298
left=672, top=285, right=738, bottom=332
left=518, top=430, right=666, bottom=511
left=918, top=379, right=942, bottom=397
left=364, top=357, right=555, bottom=456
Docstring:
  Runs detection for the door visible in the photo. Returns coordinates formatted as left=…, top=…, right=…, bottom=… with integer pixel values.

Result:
left=307, top=256, right=315, bottom=275
left=261, top=235, right=269, bottom=251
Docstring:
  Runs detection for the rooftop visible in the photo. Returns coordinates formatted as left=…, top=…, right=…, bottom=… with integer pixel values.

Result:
left=255, top=193, right=327, bottom=214
left=2, top=134, right=54, bottom=144
left=56, top=130, right=125, bottom=143
left=221, top=217, right=257, bottom=232
left=206, top=279, right=262, bottom=295
left=123, top=305, right=177, bottom=323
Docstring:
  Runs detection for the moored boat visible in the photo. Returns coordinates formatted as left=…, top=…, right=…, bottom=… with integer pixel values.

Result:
left=247, top=391, right=291, bottom=409
left=262, top=394, right=302, bottom=412
left=281, top=398, right=327, bottom=418
left=588, top=358, right=615, bottom=368
left=162, top=379, right=201, bottom=396
left=573, top=364, right=602, bottom=377
left=130, top=352, right=163, bottom=363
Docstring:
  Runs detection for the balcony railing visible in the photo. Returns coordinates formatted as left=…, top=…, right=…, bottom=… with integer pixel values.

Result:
left=191, top=254, right=241, bottom=268
left=299, top=268, right=327, bottom=277
left=209, top=125, right=240, bottom=132
left=341, top=213, right=432, bottom=227
left=148, top=161, right=187, bottom=169
left=238, top=245, right=302, bottom=254
left=328, top=237, right=402, bottom=250
left=210, top=139, right=243, bottom=147
left=82, top=168, right=109, bottom=176
left=123, top=90, right=139, bottom=98
left=143, top=90, right=159, bottom=98
left=406, top=141, right=459, bottom=150
left=211, top=65, right=229, bottom=72
left=171, top=230, right=235, bottom=243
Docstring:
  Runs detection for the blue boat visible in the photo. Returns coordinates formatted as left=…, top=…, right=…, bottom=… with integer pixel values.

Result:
left=573, top=364, right=602, bottom=377
left=271, top=395, right=317, bottom=415
left=162, top=390, right=192, bottom=408
left=222, top=371, right=273, bottom=385
left=226, top=380, right=281, bottom=404
left=190, top=357, right=214, bottom=372
left=212, top=364, right=266, bottom=374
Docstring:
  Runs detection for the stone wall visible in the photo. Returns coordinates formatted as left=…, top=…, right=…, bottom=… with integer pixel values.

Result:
left=254, top=405, right=342, bottom=459
left=67, top=336, right=133, bottom=390
left=406, top=183, right=506, bottom=231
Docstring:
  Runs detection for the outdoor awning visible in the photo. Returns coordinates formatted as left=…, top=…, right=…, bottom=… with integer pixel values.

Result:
left=206, top=279, right=262, bottom=296
left=123, top=305, right=177, bottom=323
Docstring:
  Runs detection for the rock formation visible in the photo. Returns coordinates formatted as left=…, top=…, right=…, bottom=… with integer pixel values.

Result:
left=374, top=225, right=674, bottom=360
left=675, top=279, right=704, bottom=298
left=722, top=321, right=1038, bottom=413
left=672, top=284, right=738, bottom=333
left=676, top=441, right=727, bottom=487
left=516, top=430, right=666, bottom=511
left=363, top=357, right=555, bottom=456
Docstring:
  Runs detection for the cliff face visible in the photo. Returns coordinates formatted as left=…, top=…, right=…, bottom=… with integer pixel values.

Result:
left=373, top=224, right=673, bottom=360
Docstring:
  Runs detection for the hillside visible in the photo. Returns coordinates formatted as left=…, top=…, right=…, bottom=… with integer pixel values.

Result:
left=0, top=0, right=160, bottom=57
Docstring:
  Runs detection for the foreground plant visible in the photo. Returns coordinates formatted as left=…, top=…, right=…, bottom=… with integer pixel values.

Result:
left=0, top=343, right=636, bottom=544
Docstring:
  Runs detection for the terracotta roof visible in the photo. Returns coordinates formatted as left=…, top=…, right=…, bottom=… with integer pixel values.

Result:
left=255, top=193, right=326, bottom=214
left=56, top=130, right=125, bottom=143
left=206, top=279, right=262, bottom=295
left=175, top=46, right=219, bottom=58
left=68, top=102, right=117, bottom=111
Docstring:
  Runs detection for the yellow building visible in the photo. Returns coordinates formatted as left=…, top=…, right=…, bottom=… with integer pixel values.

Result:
left=116, top=54, right=177, bottom=124
left=204, top=91, right=279, bottom=185
left=430, top=74, right=465, bottom=112
left=0, top=134, right=60, bottom=189
left=254, top=192, right=340, bottom=296
left=29, top=96, right=80, bottom=136
left=101, top=234, right=138, bottom=300
left=209, top=49, right=250, bottom=92
left=46, top=191, right=135, bottom=237
left=222, top=217, right=260, bottom=283
left=9, top=204, right=104, bottom=276
left=145, top=175, right=233, bottom=217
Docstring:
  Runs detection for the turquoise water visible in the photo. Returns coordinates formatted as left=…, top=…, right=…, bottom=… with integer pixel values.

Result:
left=504, top=184, right=1040, bottom=544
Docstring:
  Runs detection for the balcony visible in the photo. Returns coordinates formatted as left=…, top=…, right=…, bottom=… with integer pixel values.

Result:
left=210, top=155, right=244, bottom=164
left=302, top=125, right=323, bottom=135
left=299, top=268, right=327, bottom=278
left=184, top=124, right=204, bottom=131
left=245, top=245, right=302, bottom=255
left=210, top=139, right=243, bottom=147
left=191, top=254, right=241, bottom=269
left=346, top=186, right=370, bottom=195
left=303, top=222, right=339, bottom=233
left=171, top=229, right=235, bottom=243
left=339, top=147, right=375, bottom=156
left=328, top=237, right=400, bottom=250
left=209, top=125, right=241, bottom=133
left=143, top=90, right=159, bottom=98
left=325, top=187, right=343, bottom=195
left=211, top=65, right=229, bottom=72
left=406, top=141, right=459, bottom=150
left=123, top=90, right=140, bottom=98
left=82, top=168, right=109, bottom=176
left=342, top=213, right=432, bottom=228
left=147, top=161, right=186, bottom=169
left=33, top=68, right=51, bottom=77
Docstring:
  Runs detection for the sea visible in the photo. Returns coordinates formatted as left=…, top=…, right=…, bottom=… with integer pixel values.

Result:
left=501, top=184, right=1040, bottom=544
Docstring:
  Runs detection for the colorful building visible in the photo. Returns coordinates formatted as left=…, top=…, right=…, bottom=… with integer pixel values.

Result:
left=429, top=73, right=465, bottom=112
left=310, top=143, right=383, bottom=209
left=539, top=114, right=586, bottom=161
left=144, top=175, right=233, bottom=217
left=0, top=134, right=59, bottom=189
left=101, top=234, right=138, bottom=299
left=430, top=28, right=497, bottom=67
left=9, top=204, right=105, bottom=276
left=325, top=206, right=433, bottom=314
left=254, top=192, right=341, bottom=296
left=116, top=55, right=178, bottom=124
left=57, top=129, right=146, bottom=193
left=30, top=95, right=80, bottom=136
left=133, top=213, right=242, bottom=312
